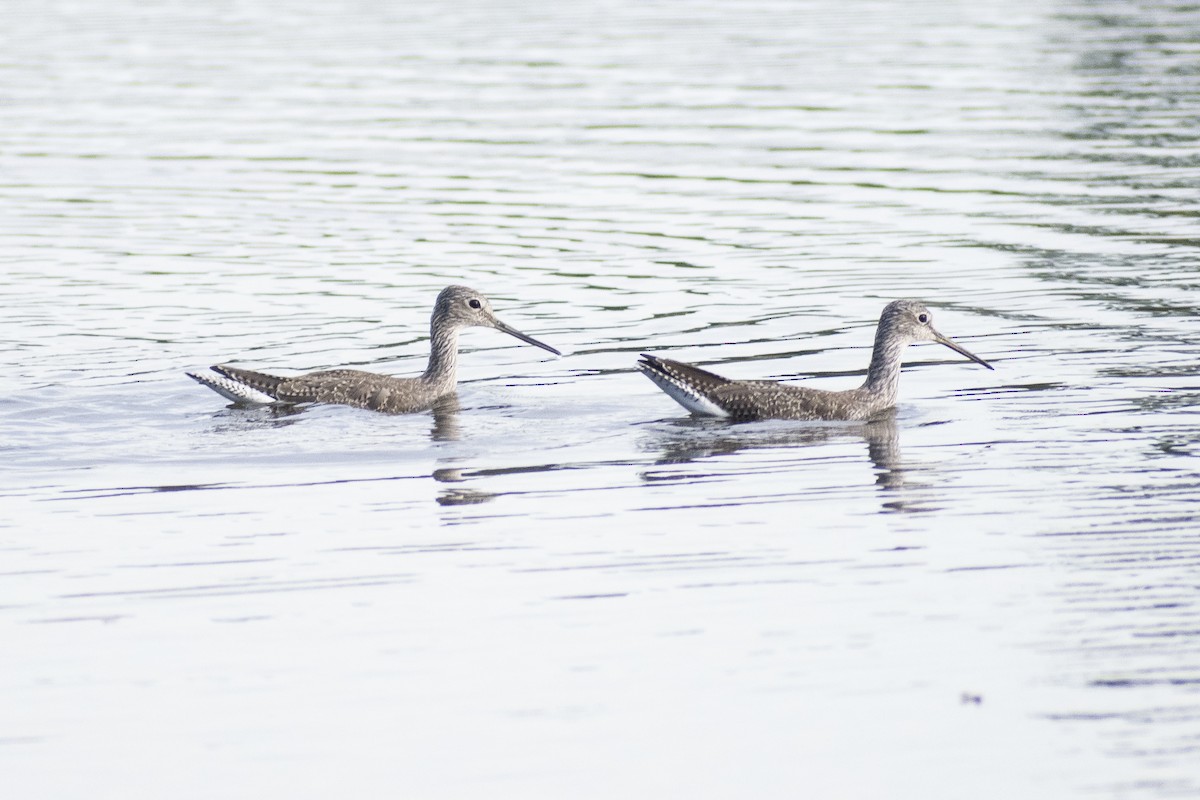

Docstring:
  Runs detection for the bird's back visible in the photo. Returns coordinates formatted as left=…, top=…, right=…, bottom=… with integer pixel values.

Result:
left=214, top=366, right=446, bottom=414
left=639, top=355, right=875, bottom=421
left=709, top=381, right=873, bottom=421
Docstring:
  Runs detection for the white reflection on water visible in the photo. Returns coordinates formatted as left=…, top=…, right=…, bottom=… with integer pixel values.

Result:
left=2, top=0, right=1200, bottom=798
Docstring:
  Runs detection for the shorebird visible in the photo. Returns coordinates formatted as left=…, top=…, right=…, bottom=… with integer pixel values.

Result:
left=639, top=299, right=992, bottom=421
left=188, top=285, right=560, bottom=414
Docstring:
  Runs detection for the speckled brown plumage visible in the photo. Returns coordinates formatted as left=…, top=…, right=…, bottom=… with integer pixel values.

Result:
left=211, top=365, right=451, bottom=414
left=639, top=300, right=992, bottom=421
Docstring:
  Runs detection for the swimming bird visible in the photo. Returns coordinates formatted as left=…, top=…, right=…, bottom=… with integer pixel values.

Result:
left=188, top=285, right=560, bottom=414
left=638, top=299, right=992, bottom=421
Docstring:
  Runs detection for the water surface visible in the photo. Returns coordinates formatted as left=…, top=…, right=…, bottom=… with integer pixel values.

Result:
left=2, top=1, right=1199, bottom=798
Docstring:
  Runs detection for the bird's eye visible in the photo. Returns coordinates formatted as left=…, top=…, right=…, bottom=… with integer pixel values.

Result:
left=468, top=298, right=482, bottom=309
left=918, top=313, right=929, bottom=324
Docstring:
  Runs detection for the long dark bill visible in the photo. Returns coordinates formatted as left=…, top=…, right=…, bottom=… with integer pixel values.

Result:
left=493, top=319, right=562, bottom=356
left=933, top=332, right=993, bottom=370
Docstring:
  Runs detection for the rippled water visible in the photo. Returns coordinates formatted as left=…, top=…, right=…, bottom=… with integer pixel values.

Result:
left=3, top=1, right=1199, bottom=797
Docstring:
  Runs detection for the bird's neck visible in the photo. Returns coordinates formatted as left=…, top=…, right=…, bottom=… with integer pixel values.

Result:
left=422, top=325, right=460, bottom=389
left=861, top=323, right=905, bottom=407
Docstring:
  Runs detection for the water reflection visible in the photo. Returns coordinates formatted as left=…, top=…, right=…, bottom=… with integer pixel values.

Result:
left=639, top=413, right=940, bottom=514
left=428, top=395, right=461, bottom=442
left=432, top=465, right=496, bottom=506
left=435, top=487, right=497, bottom=507
left=200, top=393, right=463, bottom=440
left=431, top=459, right=579, bottom=508
left=207, top=402, right=307, bottom=430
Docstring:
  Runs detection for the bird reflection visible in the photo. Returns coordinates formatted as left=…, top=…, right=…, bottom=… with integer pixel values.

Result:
left=428, top=395, right=461, bottom=441
left=204, top=402, right=307, bottom=430
left=432, top=462, right=496, bottom=506
left=200, top=392, right=463, bottom=441
left=429, top=458, right=579, bottom=509
left=435, top=487, right=497, bottom=506
left=431, top=465, right=497, bottom=506
left=640, top=411, right=931, bottom=512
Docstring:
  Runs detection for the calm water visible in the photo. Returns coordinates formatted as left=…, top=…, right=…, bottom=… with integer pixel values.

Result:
left=3, top=0, right=1199, bottom=797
